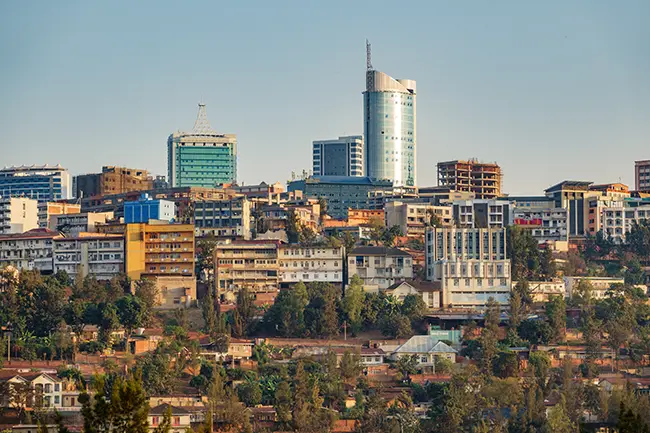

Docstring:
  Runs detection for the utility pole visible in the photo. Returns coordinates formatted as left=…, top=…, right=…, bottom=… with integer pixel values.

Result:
left=343, top=321, right=347, bottom=341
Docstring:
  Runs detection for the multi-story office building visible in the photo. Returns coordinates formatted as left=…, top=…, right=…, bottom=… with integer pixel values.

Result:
left=544, top=181, right=596, bottom=237
left=437, top=160, right=502, bottom=199
left=214, top=240, right=280, bottom=301
left=37, top=202, right=81, bottom=228
left=635, top=160, right=650, bottom=192
left=512, top=207, right=568, bottom=243
left=363, top=57, right=416, bottom=187
left=347, top=246, right=413, bottom=291
left=125, top=222, right=196, bottom=308
left=49, top=211, right=114, bottom=236
left=278, top=246, right=344, bottom=287
left=508, top=196, right=569, bottom=245
left=425, top=227, right=511, bottom=309
left=313, top=135, right=364, bottom=177
left=287, top=176, right=394, bottom=219
left=600, top=205, right=650, bottom=243
left=0, top=228, right=58, bottom=273
left=452, top=199, right=512, bottom=229
left=384, top=201, right=453, bottom=237
left=0, top=165, right=72, bottom=202
left=53, top=234, right=125, bottom=281
left=194, top=196, right=251, bottom=239
left=0, top=197, right=38, bottom=234
left=168, top=103, right=237, bottom=188
left=75, top=166, right=153, bottom=198
left=124, top=194, right=176, bottom=224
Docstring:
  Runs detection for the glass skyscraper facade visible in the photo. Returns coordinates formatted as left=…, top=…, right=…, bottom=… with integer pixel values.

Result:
left=363, top=70, right=416, bottom=187
left=168, top=103, right=237, bottom=188
left=0, top=165, right=72, bottom=202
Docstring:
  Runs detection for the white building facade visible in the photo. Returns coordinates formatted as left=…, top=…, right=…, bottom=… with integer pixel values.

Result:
left=0, top=228, right=57, bottom=273
left=49, top=211, right=114, bottom=236
left=0, top=197, right=38, bottom=234
left=347, top=246, right=413, bottom=291
left=426, top=227, right=511, bottom=309
left=600, top=205, right=650, bottom=243
left=53, top=235, right=124, bottom=280
left=278, top=246, right=344, bottom=286
left=384, top=201, right=453, bottom=236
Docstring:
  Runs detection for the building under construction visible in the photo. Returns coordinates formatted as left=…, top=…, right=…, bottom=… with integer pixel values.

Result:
left=437, top=159, right=503, bottom=199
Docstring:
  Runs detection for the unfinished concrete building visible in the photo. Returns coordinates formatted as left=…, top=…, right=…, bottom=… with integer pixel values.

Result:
left=437, top=159, right=503, bottom=199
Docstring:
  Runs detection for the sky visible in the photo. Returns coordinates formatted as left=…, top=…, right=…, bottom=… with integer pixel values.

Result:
left=1, top=0, right=649, bottom=195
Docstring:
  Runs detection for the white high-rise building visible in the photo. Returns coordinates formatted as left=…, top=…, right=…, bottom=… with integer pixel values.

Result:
left=426, top=227, right=511, bottom=309
left=312, top=136, right=364, bottom=177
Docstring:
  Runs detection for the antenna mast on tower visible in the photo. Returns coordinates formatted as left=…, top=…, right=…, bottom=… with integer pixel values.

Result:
left=366, top=39, right=373, bottom=71
left=366, top=39, right=374, bottom=90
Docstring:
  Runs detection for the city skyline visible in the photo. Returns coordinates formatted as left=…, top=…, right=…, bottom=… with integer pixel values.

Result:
left=1, top=1, right=649, bottom=195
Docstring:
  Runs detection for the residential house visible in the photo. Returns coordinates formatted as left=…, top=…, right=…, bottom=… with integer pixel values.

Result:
left=148, top=404, right=191, bottom=433
left=393, top=336, right=457, bottom=371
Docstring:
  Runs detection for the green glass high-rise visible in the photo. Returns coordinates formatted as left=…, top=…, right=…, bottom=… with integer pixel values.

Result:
left=168, top=103, right=237, bottom=188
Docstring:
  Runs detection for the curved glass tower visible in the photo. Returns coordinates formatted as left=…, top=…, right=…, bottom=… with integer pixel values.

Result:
left=364, top=70, right=416, bottom=187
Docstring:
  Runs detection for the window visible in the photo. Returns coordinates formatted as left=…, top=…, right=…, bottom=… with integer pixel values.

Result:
left=152, top=417, right=159, bottom=426
left=55, top=396, right=60, bottom=404
left=173, top=417, right=181, bottom=426
left=54, top=384, right=60, bottom=392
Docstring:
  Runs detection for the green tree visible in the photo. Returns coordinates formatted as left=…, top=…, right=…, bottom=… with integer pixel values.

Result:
left=136, top=350, right=177, bottom=395
left=237, top=379, right=262, bottom=406
left=540, top=247, right=557, bottom=280
left=340, top=350, right=362, bottom=382
left=379, top=313, right=412, bottom=338
left=116, top=295, right=146, bottom=337
left=80, top=375, right=149, bottom=433
left=202, top=288, right=229, bottom=352
left=401, top=294, right=427, bottom=322
left=479, top=297, right=501, bottom=374
left=395, top=354, right=419, bottom=381
left=286, top=209, right=300, bottom=244
left=264, top=287, right=307, bottom=337
left=368, top=216, right=385, bottom=246
left=274, top=379, right=292, bottom=428
left=196, top=233, right=217, bottom=278
left=342, top=275, right=364, bottom=333
left=509, top=287, right=524, bottom=331
left=134, top=278, right=158, bottom=320
left=544, top=394, right=575, bottom=433
left=304, top=283, right=339, bottom=337
left=546, top=295, right=567, bottom=343
left=381, top=225, right=403, bottom=248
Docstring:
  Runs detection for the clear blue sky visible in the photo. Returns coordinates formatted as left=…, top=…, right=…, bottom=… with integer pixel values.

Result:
left=1, top=1, right=649, bottom=195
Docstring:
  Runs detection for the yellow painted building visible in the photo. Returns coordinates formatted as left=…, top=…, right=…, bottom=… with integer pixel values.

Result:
left=125, top=222, right=195, bottom=280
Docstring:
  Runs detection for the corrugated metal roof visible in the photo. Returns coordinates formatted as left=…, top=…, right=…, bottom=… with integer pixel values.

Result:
left=394, top=336, right=457, bottom=354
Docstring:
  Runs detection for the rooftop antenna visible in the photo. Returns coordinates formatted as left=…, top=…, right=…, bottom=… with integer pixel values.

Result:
left=366, top=39, right=373, bottom=71
left=366, top=39, right=374, bottom=91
